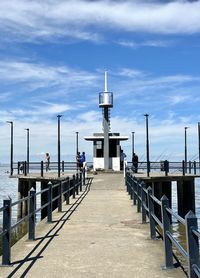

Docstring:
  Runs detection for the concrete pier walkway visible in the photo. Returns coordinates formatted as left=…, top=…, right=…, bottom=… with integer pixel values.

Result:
left=1, top=173, right=185, bottom=278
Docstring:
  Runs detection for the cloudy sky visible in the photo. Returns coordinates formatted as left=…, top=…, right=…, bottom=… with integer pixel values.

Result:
left=1, top=0, right=200, bottom=162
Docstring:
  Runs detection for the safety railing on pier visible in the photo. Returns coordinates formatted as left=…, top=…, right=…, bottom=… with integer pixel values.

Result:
left=125, top=170, right=200, bottom=278
left=127, top=160, right=199, bottom=176
left=0, top=172, right=85, bottom=266
left=11, top=161, right=93, bottom=177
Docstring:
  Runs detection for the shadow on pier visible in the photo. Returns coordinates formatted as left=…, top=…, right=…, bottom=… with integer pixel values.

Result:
left=6, top=178, right=93, bottom=278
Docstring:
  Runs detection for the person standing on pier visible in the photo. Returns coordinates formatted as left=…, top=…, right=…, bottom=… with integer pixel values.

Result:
left=132, top=152, right=138, bottom=173
left=45, top=153, right=50, bottom=172
left=120, top=149, right=126, bottom=170
left=76, top=152, right=81, bottom=170
left=80, top=151, right=86, bottom=170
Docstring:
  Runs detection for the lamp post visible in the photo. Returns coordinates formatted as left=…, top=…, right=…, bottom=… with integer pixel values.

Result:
left=7, top=121, right=13, bottom=175
left=198, top=122, right=200, bottom=165
left=144, top=114, right=150, bottom=177
left=25, top=128, right=29, bottom=173
left=184, top=126, right=189, bottom=173
left=57, top=115, right=62, bottom=178
left=132, top=132, right=135, bottom=157
left=76, top=132, right=79, bottom=155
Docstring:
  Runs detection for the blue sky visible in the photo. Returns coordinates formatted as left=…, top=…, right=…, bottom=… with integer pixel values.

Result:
left=1, top=0, right=200, bottom=162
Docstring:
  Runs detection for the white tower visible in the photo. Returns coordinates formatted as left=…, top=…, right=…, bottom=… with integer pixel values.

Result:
left=99, top=72, right=113, bottom=170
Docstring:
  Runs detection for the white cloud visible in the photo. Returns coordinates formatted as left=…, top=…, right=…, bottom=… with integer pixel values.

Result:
left=0, top=0, right=200, bottom=44
left=169, top=95, right=191, bottom=105
left=118, top=39, right=173, bottom=48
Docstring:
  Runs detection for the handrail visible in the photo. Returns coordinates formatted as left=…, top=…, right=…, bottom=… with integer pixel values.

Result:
left=125, top=170, right=200, bottom=278
left=0, top=171, right=84, bottom=266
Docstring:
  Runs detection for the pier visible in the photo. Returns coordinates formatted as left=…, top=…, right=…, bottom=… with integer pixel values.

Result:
left=0, top=173, right=185, bottom=278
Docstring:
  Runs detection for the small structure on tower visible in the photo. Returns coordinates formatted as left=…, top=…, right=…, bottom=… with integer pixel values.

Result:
left=84, top=72, right=128, bottom=171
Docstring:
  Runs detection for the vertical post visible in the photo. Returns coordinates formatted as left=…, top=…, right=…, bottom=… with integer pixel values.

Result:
left=198, top=122, right=200, bottom=166
left=185, top=126, right=189, bottom=174
left=182, top=160, right=185, bottom=176
left=73, top=174, right=76, bottom=199
left=132, top=131, right=135, bottom=157
left=80, top=172, right=82, bottom=192
left=25, top=128, right=30, bottom=173
left=24, top=161, right=27, bottom=176
left=58, top=181, right=62, bottom=212
left=194, top=161, right=196, bottom=175
left=189, top=161, right=192, bottom=174
left=62, top=160, right=64, bottom=173
left=103, top=107, right=110, bottom=170
left=133, top=179, right=137, bottom=206
left=137, top=181, right=141, bottom=213
left=76, top=173, right=79, bottom=195
left=7, top=121, right=13, bottom=176
left=147, top=187, right=156, bottom=239
left=141, top=182, right=146, bottom=223
left=28, top=188, right=36, bottom=240
left=185, top=211, right=199, bottom=278
left=66, top=177, right=70, bottom=205
left=2, top=198, right=12, bottom=266
left=57, top=115, right=62, bottom=178
left=161, top=195, right=173, bottom=268
left=76, top=131, right=79, bottom=155
left=83, top=167, right=86, bottom=185
left=144, top=114, right=150, bottom=177
left=47, top=182, right=52, bottom=223
left=41, top=161, right=44, bottom=177
left=17, top=161, right=20, bottom=175
left=164, top=160, right=169, bottom=176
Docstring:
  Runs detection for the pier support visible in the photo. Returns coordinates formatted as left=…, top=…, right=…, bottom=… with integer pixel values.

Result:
left=177, top=179, right=195, bottom=217
left=152, top=181, right=172, bottom=221
left=41, top=181, right=48, bottom=219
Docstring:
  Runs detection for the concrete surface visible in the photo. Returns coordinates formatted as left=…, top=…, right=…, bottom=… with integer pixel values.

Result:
left=0, top=173, right=185, bottom=277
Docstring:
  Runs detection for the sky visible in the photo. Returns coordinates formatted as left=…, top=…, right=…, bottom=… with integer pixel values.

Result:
left=1, top=0, right=200, bottom=162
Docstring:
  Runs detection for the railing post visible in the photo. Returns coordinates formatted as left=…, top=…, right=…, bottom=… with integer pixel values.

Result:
left=133, top=179, right=137, bottom=206
left=147, top=187, right=156, bottom=239
left=126, top=173, right=129, bottom=192
left=24, top=161, right=27, bottom=176
left=185, top=211, right=199, bottom=278
left=194, top=161, right=196, bottom=175
left=17, top=161, right=20, bottom=175
left=80, top=172, right=82, bottom=192
left=28, top=187, right=36, bottom=240
left=161, top=195, right=173, bottom=269
left=76, top=173, right=79, bottom=195
left=189, top=161, right=192, bottom=174
left=58, top=181, right=62, bottom=212
left=41, top=161, right=43, bottom=177
left=137, top=181, right=141, bottom=213
left=66, top=177, right=70, bottom=205
left=62, top=160, right=64, bottom=174
left=141, top=182, right=146, bottom=223
left=147, top=161, right=151, bottom=177
left=47, top=182, right=52, bottom=223
left=2, top=198, right=12, bottom=266
left=73, top=174, right=76, bottom=199
left=83, top=168, right=86, bottom=185
left=182, top=160, right=185, bottom=176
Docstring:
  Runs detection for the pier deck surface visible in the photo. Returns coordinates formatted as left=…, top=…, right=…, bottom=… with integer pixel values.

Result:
left=1, top=173, right=185, bottom=278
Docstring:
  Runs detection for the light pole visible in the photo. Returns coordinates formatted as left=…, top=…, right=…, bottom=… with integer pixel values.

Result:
left=57, top=115, right=62, bottom=177
left=25, top=128, right=29, bottom=173
left=144, top=114, right=150, bottom=177
left=132, top=132, right=135, bottom=157
left=198, top=122, right=200, bottom=165
left=76, top=132, right=79, bottom=155
left=184, top=126, right=189, bottom=173
left=7, top=121, right=13, bottom=175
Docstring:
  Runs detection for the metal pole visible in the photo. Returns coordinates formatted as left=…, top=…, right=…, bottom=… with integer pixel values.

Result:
left=185, top=126, right=189, bottom=173
left=132, top=132, right=135, bottom=157
left=25, top=128, right=29, bottom=173
left=57, top=115, right=62, bottom=178
left=7, top=121, right=13, bottom=175
left=198, top=122, right=200, bottom=166
left=76, top=131, right=79, bottom=155
left=144, top=114, right=150, bottom=177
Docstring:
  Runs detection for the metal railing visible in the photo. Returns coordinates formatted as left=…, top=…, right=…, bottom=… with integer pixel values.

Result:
left=0, top=172, right=84, bottom=266
left=125, top=170, right=200, bottom=278
left=11, top=161, right=93, bottom=177
left=126, top=160, right=199, bottom=176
